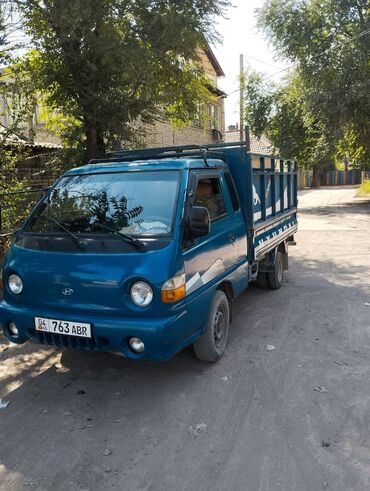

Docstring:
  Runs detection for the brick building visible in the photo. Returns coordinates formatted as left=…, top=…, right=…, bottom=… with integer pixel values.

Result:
left=140, top=45, right=226, bottom=148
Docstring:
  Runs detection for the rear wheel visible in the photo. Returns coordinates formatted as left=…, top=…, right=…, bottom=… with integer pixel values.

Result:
left=267, top=250, right=285, bottom=290
left=255, top=271, right=268, bottom=288
left=194, top=290, right=230, bottom=362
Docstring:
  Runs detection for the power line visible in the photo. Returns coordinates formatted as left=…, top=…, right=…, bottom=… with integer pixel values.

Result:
left=242, top=54, right=289, bottom=70
left=221, top=65, right=292, bottom=98
left=221, top=27, right=370, bottom=98
left=265, top=66, right=293, bottom=80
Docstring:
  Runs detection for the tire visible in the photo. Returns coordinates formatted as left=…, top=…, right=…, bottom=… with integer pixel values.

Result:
left=194, top=290, right=230, bottom=362
left=255, top=271, right=268, bottom=288
left=267, top=250, right=285, bottom=290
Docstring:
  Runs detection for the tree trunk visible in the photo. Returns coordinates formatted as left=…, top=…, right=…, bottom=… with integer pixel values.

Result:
left=85, top=123, right=106, bottom=162
left=311, top=164, right=320, bottom=188
left=86, top=124, right=99, bottom=162
left=97, top=133, right=106, bottom=157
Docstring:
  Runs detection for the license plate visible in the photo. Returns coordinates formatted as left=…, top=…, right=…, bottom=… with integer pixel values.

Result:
left=35, top=317, right=92, bottom=338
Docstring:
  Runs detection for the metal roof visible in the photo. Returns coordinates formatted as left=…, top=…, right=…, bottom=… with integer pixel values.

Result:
left=0, top=124, right=62, bottom=150
left=224, top=130, right=273, bottom=154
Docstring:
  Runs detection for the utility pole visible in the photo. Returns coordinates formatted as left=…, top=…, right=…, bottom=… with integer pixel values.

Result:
left=239, top=54, right=244, bottom=141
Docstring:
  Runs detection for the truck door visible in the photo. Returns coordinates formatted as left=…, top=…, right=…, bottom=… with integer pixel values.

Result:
left=222, top=170, right=248, bottom=269
left=183, top=170, right=239, bottom=303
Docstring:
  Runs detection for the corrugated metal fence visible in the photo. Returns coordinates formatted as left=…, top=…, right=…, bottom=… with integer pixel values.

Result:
left=302, top=170, right=363, bottom=188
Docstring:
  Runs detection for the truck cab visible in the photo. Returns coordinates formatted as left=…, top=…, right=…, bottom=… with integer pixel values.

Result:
left=0, top=143, right=298, bottom=362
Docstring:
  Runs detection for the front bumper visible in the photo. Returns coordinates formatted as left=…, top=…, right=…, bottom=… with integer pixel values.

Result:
left=0, top=301, right=193, bottom=361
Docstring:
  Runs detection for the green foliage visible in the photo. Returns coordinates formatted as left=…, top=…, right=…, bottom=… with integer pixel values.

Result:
left=357, top=180, right=370, bottom=197
left=0, top=8, right=36, bottom=255
left=257, top=0, right=370, bottom=165
left=0, top=148, right=45, bottom=256
left=17, top=0, right=230, bottom=160
left=244, top=70, right=335, bottom=174
left=244, top=72, right=274, bottom=139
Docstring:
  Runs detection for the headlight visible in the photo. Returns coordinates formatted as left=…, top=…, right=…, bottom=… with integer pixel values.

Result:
left=8, top=274, right=23, bottom=295
left=130, top=281, right=153, bottom=307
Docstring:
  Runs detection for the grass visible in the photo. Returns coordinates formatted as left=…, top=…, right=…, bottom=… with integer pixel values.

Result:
left=357, top=181, right=370, bottom=197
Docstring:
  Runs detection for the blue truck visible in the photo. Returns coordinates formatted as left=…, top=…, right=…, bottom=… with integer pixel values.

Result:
left=0, top=142, right=298, bottom=362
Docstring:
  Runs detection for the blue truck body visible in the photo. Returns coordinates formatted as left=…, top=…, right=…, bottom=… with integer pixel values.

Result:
left=0, top=142, right=298, bottom=361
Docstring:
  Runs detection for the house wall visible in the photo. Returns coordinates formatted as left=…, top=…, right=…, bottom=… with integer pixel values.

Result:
left=141, top=91, right=225, bottom=148
left=197, top=49, right=218, bottom=86
left=16, top=154, right=59, bottom=188
left=143, top=121, right=219, bottom=147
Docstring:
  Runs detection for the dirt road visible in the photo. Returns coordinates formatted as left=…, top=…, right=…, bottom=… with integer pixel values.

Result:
left=0, top=187, right=369, bottom=491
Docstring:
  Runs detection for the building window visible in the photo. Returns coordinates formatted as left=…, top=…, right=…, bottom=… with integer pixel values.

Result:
left=193, top=103, right=203, bottom=128
left=209, top=104, right=219, bottom=130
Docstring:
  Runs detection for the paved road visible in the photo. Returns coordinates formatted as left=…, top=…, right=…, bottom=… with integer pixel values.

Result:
left=0, top=187, right=369, bottom=491
left=298, top=185, right=364, bottom=208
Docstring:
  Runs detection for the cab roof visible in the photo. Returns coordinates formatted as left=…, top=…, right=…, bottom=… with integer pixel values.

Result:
left=64, top=142, right=250, bottom=176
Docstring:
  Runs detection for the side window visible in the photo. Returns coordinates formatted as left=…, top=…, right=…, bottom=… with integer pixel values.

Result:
left=194, top=178, right=226, bottom=221
left=224, top=172, right=240, bottom=212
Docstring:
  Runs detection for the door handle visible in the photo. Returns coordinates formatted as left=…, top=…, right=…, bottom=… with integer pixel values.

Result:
left=228, top=233, right=236, bottom=244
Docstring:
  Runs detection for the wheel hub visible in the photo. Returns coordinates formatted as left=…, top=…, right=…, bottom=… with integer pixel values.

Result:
left=277, top=257, right=283, bottom=283
left=214, top=307, right=226, bottom=347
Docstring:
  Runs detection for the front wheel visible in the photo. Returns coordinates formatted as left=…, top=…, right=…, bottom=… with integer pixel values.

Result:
left=193, top=290, right=230, bottom=362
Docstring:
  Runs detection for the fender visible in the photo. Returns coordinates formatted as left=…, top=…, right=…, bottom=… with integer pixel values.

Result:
left=258, top=241, right=288, bottom=273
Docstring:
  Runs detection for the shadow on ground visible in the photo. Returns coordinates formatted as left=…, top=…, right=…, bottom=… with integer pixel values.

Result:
left=299, top=201, right=370, bottom=214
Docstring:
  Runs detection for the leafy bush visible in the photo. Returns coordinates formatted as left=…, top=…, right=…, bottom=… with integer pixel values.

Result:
left=0, top=149, right=44, bottom=258
left=357, top=181, right=370, bottom=197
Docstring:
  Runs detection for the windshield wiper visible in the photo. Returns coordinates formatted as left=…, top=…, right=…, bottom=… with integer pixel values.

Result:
left=90, top=222, right=144, bottom=250
left=38, top=215, right=85, bottom=250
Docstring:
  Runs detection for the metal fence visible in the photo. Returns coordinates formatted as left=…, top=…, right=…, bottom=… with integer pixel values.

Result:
left=302, top=170, right=363, bottom=188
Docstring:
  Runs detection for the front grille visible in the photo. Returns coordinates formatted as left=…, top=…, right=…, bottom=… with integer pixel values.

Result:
left=27, top=328, right=109, bottom=351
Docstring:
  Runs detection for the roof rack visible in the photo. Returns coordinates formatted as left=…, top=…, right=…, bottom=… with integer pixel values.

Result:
left=88, top=141, right=249, bottom=167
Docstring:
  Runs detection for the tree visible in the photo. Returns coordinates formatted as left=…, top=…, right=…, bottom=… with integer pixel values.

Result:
left=244, top=70, right=335, bottom=186
left=0, top=2, right=42, bottom=255
left=257, top=0, right=370, bottom=165
left=16, top=0, right=229, bottom=161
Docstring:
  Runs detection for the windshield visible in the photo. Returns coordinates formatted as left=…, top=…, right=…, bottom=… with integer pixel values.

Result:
left=25, top=170, right=180, bottom=237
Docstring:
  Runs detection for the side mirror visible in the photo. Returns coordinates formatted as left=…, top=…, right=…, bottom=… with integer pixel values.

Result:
left=188, top=206, right=210, bottom=239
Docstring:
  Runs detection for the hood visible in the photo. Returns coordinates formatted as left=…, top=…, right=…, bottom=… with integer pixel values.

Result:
left=3, top=242, right=180, bottom=317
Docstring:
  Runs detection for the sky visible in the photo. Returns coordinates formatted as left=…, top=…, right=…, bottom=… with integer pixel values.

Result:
left=212, top=0, right=291, bottom=128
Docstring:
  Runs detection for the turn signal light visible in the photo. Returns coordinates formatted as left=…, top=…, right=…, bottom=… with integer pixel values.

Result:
left=161, top=273, right=186, bottom=304
left=161, top=285, right=186, bottom=303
